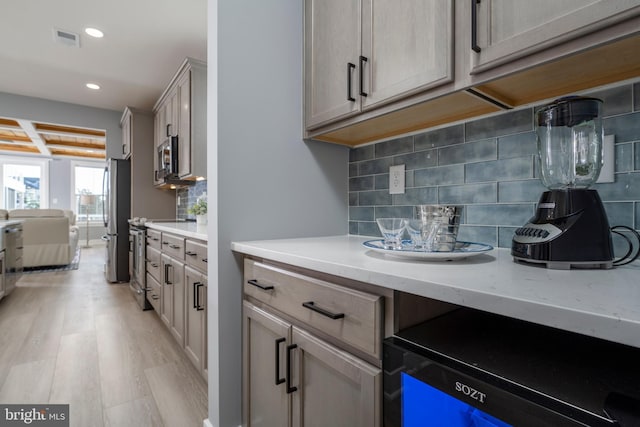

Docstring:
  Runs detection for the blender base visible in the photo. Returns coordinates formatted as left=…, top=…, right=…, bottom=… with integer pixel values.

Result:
left=512, top=256, right=613, bottom=270
left=511, top=189, right=614, bottom=270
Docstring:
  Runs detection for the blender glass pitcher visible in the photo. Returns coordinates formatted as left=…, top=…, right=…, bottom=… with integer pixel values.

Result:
left=536, top=97, right=604, bottom=189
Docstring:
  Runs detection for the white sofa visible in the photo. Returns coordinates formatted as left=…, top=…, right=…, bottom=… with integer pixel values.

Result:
left=6, top=209, right=79, bottom=268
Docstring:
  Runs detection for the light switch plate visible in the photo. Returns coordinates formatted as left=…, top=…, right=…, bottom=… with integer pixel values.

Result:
left=389, top=164, right=405, bottom=194
left=596, top=134, right=615, bottom=184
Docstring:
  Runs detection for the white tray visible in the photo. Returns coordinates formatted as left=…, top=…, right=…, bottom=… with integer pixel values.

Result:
left=363, top=240, right=493, bottom=261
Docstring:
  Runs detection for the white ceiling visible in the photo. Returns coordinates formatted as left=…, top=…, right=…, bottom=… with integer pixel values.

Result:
left=0, top=0, right=207, bottom=113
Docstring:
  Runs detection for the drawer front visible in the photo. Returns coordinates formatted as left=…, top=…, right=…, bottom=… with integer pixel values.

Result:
left=185, top=239, right=207, bottom=273
left=244, top=259, right=383, bottom=359
left=161, top=233, right=185, bottom=260
left=147, top=272, right=162, bottom=313
left=146, top=229, right=162, bottom=250
left=146, top=246, right=162, bottom=283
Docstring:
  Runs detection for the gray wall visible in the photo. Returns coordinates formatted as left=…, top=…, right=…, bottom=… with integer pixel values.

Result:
left=349, top=82, right=640, bottom=254
left=49, top=158, right=72, bottom=209
left=0, top=91, right=123, bottom=159
left=207, top=1, right=349, bottom=425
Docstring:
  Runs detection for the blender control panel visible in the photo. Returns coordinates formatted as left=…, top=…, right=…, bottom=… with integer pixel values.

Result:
left=513, top=223, right=562, bottom=244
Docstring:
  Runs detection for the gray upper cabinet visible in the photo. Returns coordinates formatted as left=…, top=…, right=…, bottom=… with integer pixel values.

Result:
left=304, top=0, right=454, bottom=129
left=120, top=108, right=132, bottom=159
left=360, top=0, right=454, bottom=110
left=153, top=57, right=207, bottom=183
left=304, top=0, right=361, bottom=128
left=470, top=0, right=640, bottom=73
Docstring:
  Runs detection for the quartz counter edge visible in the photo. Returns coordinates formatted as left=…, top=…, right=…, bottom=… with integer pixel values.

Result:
left=231, top=234, right=640, bottom=349
left=146, top=222, right=208, bottom=241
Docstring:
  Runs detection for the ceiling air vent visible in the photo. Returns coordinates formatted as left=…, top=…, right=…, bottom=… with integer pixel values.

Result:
left=53, top=28, right=80, bottom=47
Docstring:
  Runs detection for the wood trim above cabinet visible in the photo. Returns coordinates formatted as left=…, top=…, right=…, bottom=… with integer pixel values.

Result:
left=309, top=91, right=500, bottom=147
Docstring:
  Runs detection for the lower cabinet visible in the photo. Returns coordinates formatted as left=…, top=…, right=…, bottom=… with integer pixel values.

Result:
left=161, top=253, right=185, bottom=346
left=185, top=265, right=207, bottom=380
left=243, top=301, right=381, bottom=427
left=145, top=230, right=208, bottom=382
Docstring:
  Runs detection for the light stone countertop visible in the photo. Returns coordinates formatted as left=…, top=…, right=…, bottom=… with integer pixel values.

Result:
left=231, top=234, right=640, bottom=349
left=145, top=221, right=208, bottom=241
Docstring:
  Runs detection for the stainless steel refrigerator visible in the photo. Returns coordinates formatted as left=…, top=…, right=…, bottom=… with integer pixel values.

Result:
left=102, top=158, right=131, bottom=282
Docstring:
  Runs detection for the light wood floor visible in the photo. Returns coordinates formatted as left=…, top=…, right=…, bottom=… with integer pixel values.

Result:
left=0, top=246, right=208, bottom=427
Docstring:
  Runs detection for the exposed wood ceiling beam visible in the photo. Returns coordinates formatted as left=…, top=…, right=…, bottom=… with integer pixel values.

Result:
left=0, top=118, right=20, bottom=128
left=35, top=123, right=106, bottom=139
left=0, top=143, right=40, bottom=153
left=16, top=119, right=51, bottom=157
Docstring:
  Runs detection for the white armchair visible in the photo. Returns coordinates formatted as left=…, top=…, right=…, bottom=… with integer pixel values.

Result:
left=8, top=209, right=79, bottom=268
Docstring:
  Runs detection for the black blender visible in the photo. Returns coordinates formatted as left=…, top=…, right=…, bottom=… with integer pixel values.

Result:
left=512, top=96, right=614, bottom=270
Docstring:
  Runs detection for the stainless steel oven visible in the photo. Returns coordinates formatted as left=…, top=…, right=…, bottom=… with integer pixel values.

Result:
left=384, top=308, right=640, bottom=427
left=129, top=223, right=151, bottom=310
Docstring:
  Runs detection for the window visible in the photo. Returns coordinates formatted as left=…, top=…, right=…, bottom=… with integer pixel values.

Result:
left=72, top=162, right=104, bottom=222
left=0, top=158, right=48, bottom=210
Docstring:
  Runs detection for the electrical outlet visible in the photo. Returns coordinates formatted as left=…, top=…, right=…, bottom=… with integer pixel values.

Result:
left=389, top=164, right=405, bottom=194
left=596, top=134, right=615, bottom=184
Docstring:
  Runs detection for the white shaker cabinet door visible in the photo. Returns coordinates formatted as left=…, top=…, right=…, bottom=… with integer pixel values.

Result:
left=290, top=326, right=381, bottom=427
left=470, top=0, right=640, bottom=73
left=361, top=0, right=454, bottom=110
left=304, top=0, right=361, bottom=128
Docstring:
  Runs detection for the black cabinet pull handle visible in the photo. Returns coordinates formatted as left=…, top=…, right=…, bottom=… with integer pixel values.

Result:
left=275, top=337, right=286, bottom=385
left=347, top=62, right=356, bottom=102
left=122, top=144, right=126, bottom=154
left=164, top=264, right=173, bottom=285
left=186, top=251, right=197, bottom=257
left=247, top=279, right=274, bottom=291
left=359, top=56, right=368, bottom=97
left=302, top=301, right=345, bottom=320
left=286, top=344, right=298, bottom=394
left=166, top=124, right=171, bottom=137
left=471, top=0, right=481, bottom=53
left=193, top=281, right=200, bottom=309
left=202, top=258, right=208, bottom=263
left=169, top=244, right=180, bottom=249
left=196, top=282, right=204, bottom=311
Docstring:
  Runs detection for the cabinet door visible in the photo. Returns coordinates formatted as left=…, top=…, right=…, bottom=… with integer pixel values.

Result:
left=304, top=0, right=361, bottom=129
left=290, top=327, right=381, bottom=427
left=361, top=0, right=453, bottom=109
left=160, top=254, right=173, bottom=328
left=243, top=301, right=291, bottom=427
left=471, top=0, right=640, bottom=73
left=177, top=70, right=192, bottom=178
left=153, top=113, right=162, bottom=185
left=185, top=266, right=206, bottom=374
left=121, top=110, right=132, bottom=159
left=160, top=254, right=185, bottom=346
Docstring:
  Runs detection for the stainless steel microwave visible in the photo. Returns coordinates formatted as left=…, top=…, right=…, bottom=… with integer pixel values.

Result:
left=157, top=136, right=179, bottom=181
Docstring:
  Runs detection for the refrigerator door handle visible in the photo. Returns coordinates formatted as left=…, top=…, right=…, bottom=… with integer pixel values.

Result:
left=102, top=166, right=108, bottom=227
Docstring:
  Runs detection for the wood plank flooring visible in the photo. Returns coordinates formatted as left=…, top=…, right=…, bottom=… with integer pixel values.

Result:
left=0, top=246, right=208, bottom=427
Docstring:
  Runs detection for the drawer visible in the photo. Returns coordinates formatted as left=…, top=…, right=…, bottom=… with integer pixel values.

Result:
left=185, top=239, right=207, bottom=273
left=146, top=246, right=161, bottom=283
left=244, top=259, right=383, bottom=359
left=147, top=272, right=161, bottom=313
left=161, top=233, right=185, bottom=260
left=146, top=229, right=162, bottom=250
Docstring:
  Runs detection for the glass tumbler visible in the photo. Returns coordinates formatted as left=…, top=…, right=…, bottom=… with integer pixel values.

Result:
left=376, top=218, right=406, bottom=250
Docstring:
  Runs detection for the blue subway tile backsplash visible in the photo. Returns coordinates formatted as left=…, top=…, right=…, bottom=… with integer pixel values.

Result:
left=349, top=82, right=640, bottom=249
left=176, top=180, right=208, bottom=220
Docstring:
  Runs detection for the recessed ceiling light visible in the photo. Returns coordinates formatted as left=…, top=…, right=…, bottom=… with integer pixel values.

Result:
left=86, top=83, right=100, bottom=90
left=85, top=27, right=104, bottom=38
